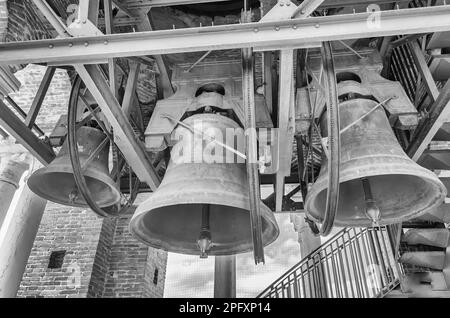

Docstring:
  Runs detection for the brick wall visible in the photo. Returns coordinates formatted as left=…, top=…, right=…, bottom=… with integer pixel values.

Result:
left=17, top=204, right=105, bottom=298
left=17, top=200, right=167, bottom=298
left=8, top=64, right=71, bottom=135
left=101, top=201, right=167, bottom=298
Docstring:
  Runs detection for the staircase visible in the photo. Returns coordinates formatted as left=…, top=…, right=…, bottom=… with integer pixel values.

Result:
left=257, top=226, right=402, bottom=298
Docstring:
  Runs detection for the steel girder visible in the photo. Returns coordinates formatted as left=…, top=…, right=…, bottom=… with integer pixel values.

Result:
left=0, top=6, right=450, bottom=65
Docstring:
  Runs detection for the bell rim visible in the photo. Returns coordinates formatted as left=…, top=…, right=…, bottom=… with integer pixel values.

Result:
left=129, top=199, right=280, bottom=256
left=27, top=165, right=121, bottom=208
left=305, top=164, right=447, bottom=227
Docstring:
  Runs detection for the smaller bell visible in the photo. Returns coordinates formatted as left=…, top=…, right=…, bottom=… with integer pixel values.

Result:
left=28, top=126, right=121, bottom=208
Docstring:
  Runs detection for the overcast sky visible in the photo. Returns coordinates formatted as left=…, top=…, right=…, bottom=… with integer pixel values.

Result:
left=164, top=213, right=303, bottom=298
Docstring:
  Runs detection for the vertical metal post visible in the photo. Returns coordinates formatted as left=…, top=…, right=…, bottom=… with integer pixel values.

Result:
left=214, top=255, right=236, bottom=298
left=242, top=46, right=264, bottom=264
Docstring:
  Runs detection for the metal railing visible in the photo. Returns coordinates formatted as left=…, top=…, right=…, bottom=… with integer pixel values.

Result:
left=257, top=227, right=403, bottom=298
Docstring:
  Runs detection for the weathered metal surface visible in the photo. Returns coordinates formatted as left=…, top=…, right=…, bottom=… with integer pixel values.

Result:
left=403, top=229, right=450, bottom=249
left=130, top=113, right=279, bottom=256
left=305, top=98, right=446, bottom=227
left=2, top=6, right=450, bottom=64
left=27, top=126, right=121, bottom=208
left=297, top=64, right=419, bottom=130
left=144, top=60, right=272, bottom=151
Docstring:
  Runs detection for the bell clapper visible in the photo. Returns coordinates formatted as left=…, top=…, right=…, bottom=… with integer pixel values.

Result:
left=361, top=178, right=381, bottom=227
left=197, top=204, right=213, bottom=258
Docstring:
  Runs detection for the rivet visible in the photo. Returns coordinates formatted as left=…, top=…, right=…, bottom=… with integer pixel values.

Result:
left=254, top=28, right=259, bottom=33
left=104, top=40, right=108, bottom=45
left=315, top=23, right=320, bottom=28
left=286, top=2, right=290, bottom=6
left=275, top=26, right=280, bottom=31
left=48, top=44, right=54, bottom=49
left=292, top=25, right=297, bottom=29
left=68, top=43, right=73, bottom=47
left=280, top=2, right=284, bottom=6
left=84, top=42, right=89, bottom=46
left=301, top=10, right=305, bottom=14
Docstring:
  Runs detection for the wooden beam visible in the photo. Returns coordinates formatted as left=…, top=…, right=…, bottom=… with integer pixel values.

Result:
left=25, top=67, right=55, bottom=129
left=74, top=64, right=160, bottom=189
left=275, top=50, right=295, bottom=211
left=409, top=40, right=440, bottom=102
left=0, top=100, right=55, bottom=165
left=135, top=8, right=174, bottom=98
left=122, top=61, right=140, bottom=117
left=263, top=52, right=273, bottom=114
left=104, top=0, right=117, bottom=97
left=408, top=80, right=450, bottom=161
left=242, top=46, right=264, bottom=264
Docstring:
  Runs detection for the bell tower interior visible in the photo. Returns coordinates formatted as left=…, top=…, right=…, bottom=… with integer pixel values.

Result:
left=0, top=0, right=449, bottom=300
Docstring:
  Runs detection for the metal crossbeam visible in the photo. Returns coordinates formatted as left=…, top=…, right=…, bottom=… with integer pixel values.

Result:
left=132, top=8, right=174, bottom=98
left=0, top=100, right=55, bottom=165
left=408, top=80, right=450, bottom=161
left=25, top=67, right=55, bottom=129
left=1, top=6, right=450, bottom=65
left=75, top=64, right=161, bottom=189
left=124, top=0, right=410, bottom=9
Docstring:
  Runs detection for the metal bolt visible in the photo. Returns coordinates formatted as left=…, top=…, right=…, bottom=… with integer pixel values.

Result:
left=292, top=25, right=297, bottom=29
left=315, top=24, right=320, bottom=28
left=301, top=10, right=305, bottom=14
left=286, top=2, right=290, bottom=6
left=84, top=42, right=89, bottom=47
left=280, top=2, right=284, bottom=6
left=104, top=40, right=108, bottom=45
left=254, top=28, right=259, bottom=33
left=68, top=43, right=73, bottom=47
left=275, top=26, right=280, bottom=31
left=48, top=44, right=54, bottom=49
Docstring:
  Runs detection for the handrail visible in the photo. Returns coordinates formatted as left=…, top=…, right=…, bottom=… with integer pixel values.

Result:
left=257, top=226, right=402, bottom=298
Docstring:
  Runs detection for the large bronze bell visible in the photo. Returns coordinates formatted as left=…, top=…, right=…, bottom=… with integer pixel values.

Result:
left=130, top=113, right=279, bottom=256
left=305, top=98, right=446, bottom=227
left=28, top=126, right=121, bottom=208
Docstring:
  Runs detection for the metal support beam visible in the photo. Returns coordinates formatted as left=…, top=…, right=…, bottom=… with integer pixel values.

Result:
left=275, top=49, right=295, bottom=212
left=104, top=0, right=117, bottom=97
left=33, top=0, right=69, bottom=36
left=5, top=97, right=45, bottom=137
left=214, top=255, right=236, bottom=298
left=134, top=8, right=174, bottom=98
left=78, top=0, right=100, bottom=26
left=242, top=46, right=264, bottom=264
left=0, top=100, right=55, bottom=165
left=122, top=61, right=140, bottom=117
left=292, top=0, right=324, bottom=18
left=2, top=6, right=450, bottom=65
left=409, top=40, right=440, bottom=102
left=408, top=80, right=450, bottom=161
left=124, top=0, right=404, bottom=8
left=74, top=64, right=160, bottom=189
left=25, top=67, right=55, bottom=129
